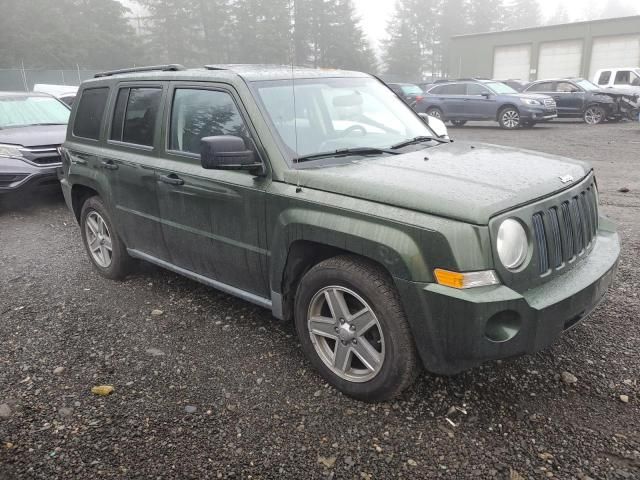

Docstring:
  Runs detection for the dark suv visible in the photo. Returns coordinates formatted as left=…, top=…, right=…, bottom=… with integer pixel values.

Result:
left=387, top=83, right=424, bottom=106
left=524, top=78, right=624, bottom=124
left=0, top=92, right=70, bottom=195
left=418, top=79, right=557, bottom=128
left=60, top=65, right=619, bottom=401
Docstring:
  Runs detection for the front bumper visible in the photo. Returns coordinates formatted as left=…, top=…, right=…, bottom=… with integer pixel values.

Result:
left=396, top=220, right=620, bottom=375
left=0, top=157, right=60, bottom=194
left=519, top=105, right=557, bottom=121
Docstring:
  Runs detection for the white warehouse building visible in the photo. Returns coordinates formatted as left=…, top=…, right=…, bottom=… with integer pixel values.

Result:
left=448, top=15, right=640, bottom=81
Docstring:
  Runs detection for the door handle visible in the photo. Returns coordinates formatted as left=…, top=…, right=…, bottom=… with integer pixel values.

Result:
left=101, top=160, right=118, bottom=170
left=159, top=173, right=184, bottom=186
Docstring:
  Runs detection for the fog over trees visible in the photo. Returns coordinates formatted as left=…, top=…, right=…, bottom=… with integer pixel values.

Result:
left=0, top=0, right=637, bottom=78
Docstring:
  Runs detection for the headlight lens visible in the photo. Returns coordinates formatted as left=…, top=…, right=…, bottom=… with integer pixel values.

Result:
left=0, top=144, right=25, bottom=159
left=497, top=219, right=528, bottom=270
left=522, top=98, right=541, bottom=106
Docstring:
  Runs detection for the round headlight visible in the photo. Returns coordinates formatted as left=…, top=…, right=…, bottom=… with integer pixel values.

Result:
left=497, top=219, right=528, bottom=270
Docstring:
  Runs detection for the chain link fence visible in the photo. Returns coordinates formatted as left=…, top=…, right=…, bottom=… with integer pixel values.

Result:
left=0, top=68, right=101, bottom=92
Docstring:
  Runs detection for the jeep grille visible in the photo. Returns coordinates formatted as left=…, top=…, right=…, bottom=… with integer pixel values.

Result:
left=531, top=183, right=599, bottom=275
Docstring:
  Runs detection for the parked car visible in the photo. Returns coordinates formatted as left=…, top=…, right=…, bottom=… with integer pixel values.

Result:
left=387, top=82, right=424, bottom=106
left=523, top=78, right=635, bottom=124
left=418, top=79, right=557, bottom=128
left=493, top=79, right=529, bottom=92
left=33, top=83, right=78, bottom=106
left=61, top=64, right=619, bottom=401
left=0, top=92, right=70, bottom=195
left=593, top=67, right=640, bottom=94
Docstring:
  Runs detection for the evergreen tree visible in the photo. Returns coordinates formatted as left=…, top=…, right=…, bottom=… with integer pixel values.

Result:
left=382, top=1, right=423, bottom=80
left=0, top=0, right=139, bottom=68
left=435, top=0, right=469, bottom=77
left=467, top=0, right=505, bottom=33
left=322, top=0, right=377, bottom=72
left=230, top=0, right=291, bottom=64
left=504, top=0, right=542, bottom=29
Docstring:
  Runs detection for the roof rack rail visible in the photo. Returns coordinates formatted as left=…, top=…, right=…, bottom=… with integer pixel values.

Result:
left=203, top=65, right=230, bottom=71
left=94, top=64, right=185, bottom=78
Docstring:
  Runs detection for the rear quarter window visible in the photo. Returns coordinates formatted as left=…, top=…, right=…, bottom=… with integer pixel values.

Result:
left=73, top=87, right=109, bottom=140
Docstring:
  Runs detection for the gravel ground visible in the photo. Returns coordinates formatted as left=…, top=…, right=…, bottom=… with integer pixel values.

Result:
left=1, top=120, right=639, bottom=479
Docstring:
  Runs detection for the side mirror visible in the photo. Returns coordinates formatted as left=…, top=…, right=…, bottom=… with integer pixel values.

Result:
left=200, top=136, right=264, bottom=174
left=419, top=113, right=449, bottom=139
left=481, top=92, right=491, bottom=98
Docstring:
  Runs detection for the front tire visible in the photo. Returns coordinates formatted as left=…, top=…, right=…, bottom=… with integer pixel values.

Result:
left=498, top=107, right=521, bottom=129
left=583, top=105, right=605, bottom=125
left=294, top=255, right=420, bottom=402
left=80, top=196, right=132, bottom=280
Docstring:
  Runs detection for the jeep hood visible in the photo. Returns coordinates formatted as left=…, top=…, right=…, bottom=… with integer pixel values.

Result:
left=285, top=141, right=590, bottom=225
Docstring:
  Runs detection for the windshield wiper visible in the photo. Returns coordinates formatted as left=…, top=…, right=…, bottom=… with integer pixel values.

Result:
left=25, top=123, right=67, bottom=126
left=391, top=135, right=449, bottom=149
left=295, top=146, right=400, bottom=163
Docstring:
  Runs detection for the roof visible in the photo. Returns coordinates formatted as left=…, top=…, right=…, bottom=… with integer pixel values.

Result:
left=0, top=91, right=53, bottom=99
left=528, top=78, right=587, bottom=83
left=452, top=14, right=640, bottom=39
left=87, top=64, right=368, bottom=85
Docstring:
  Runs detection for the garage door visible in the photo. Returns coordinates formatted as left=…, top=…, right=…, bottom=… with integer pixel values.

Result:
left=538, top=40, right=583, bottom=79
left=493, top=45, right=531, bottom=80
left=589, top=35, right=640, bottom=79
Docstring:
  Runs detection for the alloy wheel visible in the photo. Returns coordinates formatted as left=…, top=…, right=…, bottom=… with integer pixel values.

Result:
left=502, top=110, right=520, bottom=128
left=584, top=107, right=603, bottom=125
left=307, top=286, right=385, bottom=383
left=427, top=109, right=442, bottom=119
left=85, top=211, right=113, bottom=268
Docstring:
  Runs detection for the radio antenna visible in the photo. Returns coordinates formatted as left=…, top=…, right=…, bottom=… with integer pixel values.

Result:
left=290, top=0, right=301, bottom=190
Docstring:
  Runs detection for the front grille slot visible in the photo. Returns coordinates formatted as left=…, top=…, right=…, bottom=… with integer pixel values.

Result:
left=532, top=213, right=548, bottom=274
left=20, top=145, right=62, bottom=166
left=30, top=155, right=62, bottom=165
left=532, top=182, right=599, bottom=276
left=547, top=207, right=563, bottom=269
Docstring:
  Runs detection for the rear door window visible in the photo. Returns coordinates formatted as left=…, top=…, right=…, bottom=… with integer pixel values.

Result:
left=169, top=88, right=249, bottom=154
left=433, top=84, right=465, bottom=95
left=110, top=87, right=162, bottom=147
left=597, top=71, right=611, bottom=85
left=73, top=87, right=109, bottom=140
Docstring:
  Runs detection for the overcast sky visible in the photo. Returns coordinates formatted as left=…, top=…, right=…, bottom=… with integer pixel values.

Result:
left=352, top=0, right=640, bottom=50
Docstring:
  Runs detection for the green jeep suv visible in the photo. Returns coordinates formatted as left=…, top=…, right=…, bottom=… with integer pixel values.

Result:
left=60, top=64, right=620, bottom=401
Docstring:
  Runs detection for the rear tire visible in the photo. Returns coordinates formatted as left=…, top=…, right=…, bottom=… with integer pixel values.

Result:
left=80, top=196, right=132, bottom=280
left=583, top=105, right=605, bottom=125
left=294, top=255, right=420, bottom=402
left=425, top=107, right=444, bottom=121
left=451, top=120, right=467, bottom=127
left=498, top=107, right=521, bottom=129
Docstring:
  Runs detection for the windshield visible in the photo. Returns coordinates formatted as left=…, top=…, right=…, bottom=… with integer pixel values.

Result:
left=486, top=82, right=518, bottom=94
left=253, top=77, right=434, bottom=163
left=576, top=79, right=599, bottom=91
left=0, top=95, right=69, bottom=129
left=401, top=85, right=423, bottom=95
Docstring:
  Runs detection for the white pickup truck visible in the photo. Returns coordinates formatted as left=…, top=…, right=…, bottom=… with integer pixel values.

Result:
left=593, top=68, right=640, bottom=94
